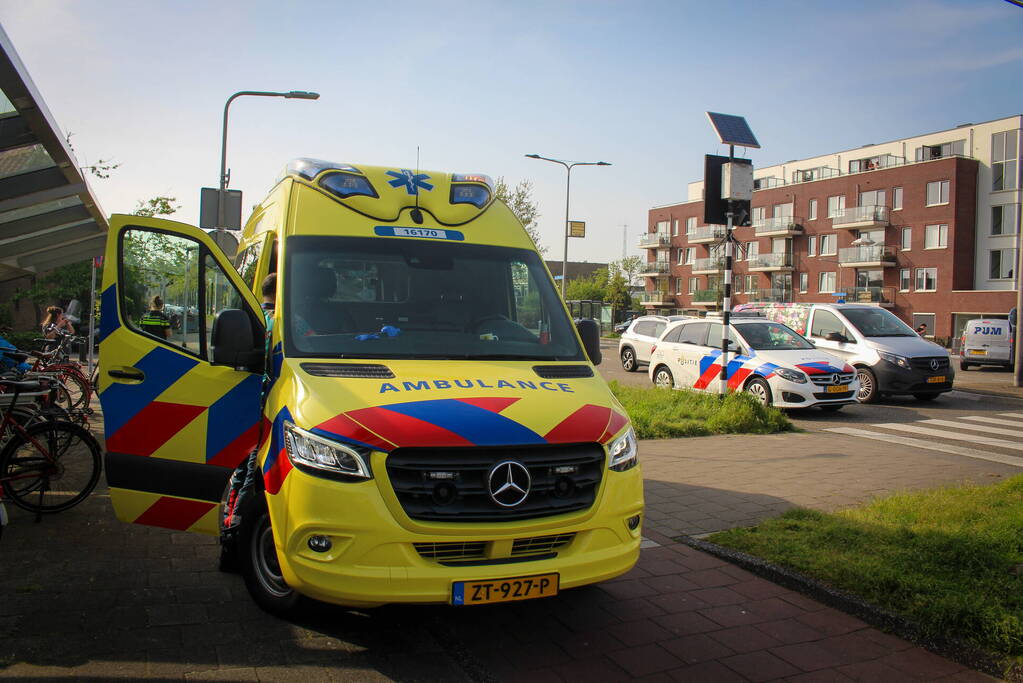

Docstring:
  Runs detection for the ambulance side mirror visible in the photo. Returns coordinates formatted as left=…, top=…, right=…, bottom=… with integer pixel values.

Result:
left=211, top=309, right=264, bottom=371
left=575, top=318, right=602, bottom=365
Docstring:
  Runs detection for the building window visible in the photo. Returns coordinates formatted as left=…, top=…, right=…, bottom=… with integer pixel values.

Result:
left=773, top=202, right=794, bottom=218
left=684, top=247, right=694, bottom=265
left=992, top=130, right=1019, bottom=191
left=820, top=234, right=837, bottom=256
left=915, top=267, right=938, bottom=291
left=901, top=227, right=912, bottom=251
left=925, top=180, right=949, bottom=206
left=686, top=217, right=696, bottom=234
left=912, top=313, right=936, bottom=336
left=808, top=199, right=817, bottom=220
left=752, top=207, right=765, bottom=223
left=858, top=189, right=886, bottom=207
left=827, top=195, right=846, bottom=218
left=924, top=224, right=948, bottom=249
left=748, top=275, right=758, bottom=294
left=807, top=235, right=817, bottom=257
left=819, top=272, right=836, bottom=293
left=689, top=277, right=698, bottom=294
left=799, top=272, right=808, bottom=293
left=746, top=241, right=759, bottom=259
left=900, top=269, right=911, bottom=291
left=990, top=248, right=1017, bottom=280
left=915, top=140, right=965, bottom=161
left=675, top=277, right=682, bottom=295
left=893, top=187, right=903, bottom=210
left=992, top=205, right=1017, bottom=236
left=656, top=220, right=669, bottom=233
left=672, top=219, right=679, bottom=236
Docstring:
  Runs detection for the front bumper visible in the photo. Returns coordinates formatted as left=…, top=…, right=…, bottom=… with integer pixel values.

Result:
left=266, top=455, right=644, bottom=607
left=874, top=361, right=954, bottom=395
left=771, top=378, right=859, bottom=409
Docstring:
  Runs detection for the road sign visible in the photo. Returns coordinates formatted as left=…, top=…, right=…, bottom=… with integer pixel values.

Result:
left=568, top=221, right=585, bottom=238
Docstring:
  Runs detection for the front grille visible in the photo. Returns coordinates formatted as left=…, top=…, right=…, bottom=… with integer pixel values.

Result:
left=413, top=541, right=486, bottom=561
left=511, top=533, right=576, bottom=556
left=813, top=391, right=855, bottom=400
left=386, top=444, right=605, bottom=522
left=809, top=372, right=855, bottom=386
left=909, top=356, right=950, bottom=371
left=300, top=363, right=394, bottom=378
left=533, top=365, right=594, bottom=379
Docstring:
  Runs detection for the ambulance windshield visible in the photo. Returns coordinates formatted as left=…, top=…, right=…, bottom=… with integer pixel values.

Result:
left=283, top=235, right=585, bottom=361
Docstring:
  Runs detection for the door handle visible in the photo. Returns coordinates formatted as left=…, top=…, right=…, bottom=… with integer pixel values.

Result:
left=108, top=367, right=145, bottom=382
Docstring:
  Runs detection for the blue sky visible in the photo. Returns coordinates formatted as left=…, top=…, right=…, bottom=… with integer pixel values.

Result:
left=2, top=0, right=1021, bottom=262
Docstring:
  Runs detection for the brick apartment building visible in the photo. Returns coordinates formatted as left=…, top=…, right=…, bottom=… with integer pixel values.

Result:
left=643, top=116, right=1021, bottom=340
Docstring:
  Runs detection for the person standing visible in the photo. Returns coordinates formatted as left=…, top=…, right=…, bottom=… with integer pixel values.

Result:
left=140, top=296, right=172, bottom=339
left=916, top=323, right=928, bottom=337
left=41, top=305, right=75, bottom=339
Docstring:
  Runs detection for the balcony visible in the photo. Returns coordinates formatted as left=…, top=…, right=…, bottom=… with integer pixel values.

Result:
left=748, top=252, right=793, bottom=272
left=753, top=216, right=803, bottom=237
left=691, top=257, right=724, bottom=274
left=638, top=232, right=671, bottom=249
left=641, top=291, right=674, bottom=306
left=831, top=205, right=889, bottom=230
left=639, top=260, right=671, bottom=276
left=689, top=289, right=722, bottom=307
left=838, top=245, right=897, bottom=267
left=686, top=226, right=725, bottom=244
left=746, top=288, right=792, bottom=303
left=841, top=286, right=896, bottom=308
left=791, top=166, right=840, bottom=184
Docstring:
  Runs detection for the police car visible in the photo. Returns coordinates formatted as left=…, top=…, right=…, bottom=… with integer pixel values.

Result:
left=648, top=317, right=860, bottom=411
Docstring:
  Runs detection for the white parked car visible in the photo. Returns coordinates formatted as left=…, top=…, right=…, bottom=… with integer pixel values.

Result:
left=648, top=318, right=860, bottom=411
left=618, top=315, right=690, bottom=372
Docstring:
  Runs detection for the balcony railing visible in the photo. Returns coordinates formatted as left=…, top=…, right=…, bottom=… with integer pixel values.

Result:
left=639, top=232, right=671, bottom=248
left=747, top=288, right=791, bottom=302
left=753, top=176, right=786, bottom=190
left=640, top=260, right=671, bottom=275
left=642, top=291, right=673, bottom=304
left=691, top=257, right=724, bottom=272
left=842, top=286, right=896, bottom=305
left=753, top=216, right=803, bottom=235
left=831, top=205, right=889, bottom=227
left=748, top=252, right=793, bottom=269
left=838, top=245, right=896, bottom=265
left=690, top=289, right=721, bottom=303
left=686, top=225, right=726, bottom=242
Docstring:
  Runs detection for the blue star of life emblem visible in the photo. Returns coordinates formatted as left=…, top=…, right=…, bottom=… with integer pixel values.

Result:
left=385, top=169, right=434, bottom=195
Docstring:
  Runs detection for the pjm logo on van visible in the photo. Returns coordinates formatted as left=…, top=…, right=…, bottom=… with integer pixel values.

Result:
left=379, top=379, right=576, bottom=394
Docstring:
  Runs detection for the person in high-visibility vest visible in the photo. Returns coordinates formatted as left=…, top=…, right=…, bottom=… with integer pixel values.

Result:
left=140, top=295, right=171, bottom=339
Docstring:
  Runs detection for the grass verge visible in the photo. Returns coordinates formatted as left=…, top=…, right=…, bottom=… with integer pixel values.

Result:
left=608, top=380, right=792, bottom=439
left=708, top=476, right=1023, bottom=670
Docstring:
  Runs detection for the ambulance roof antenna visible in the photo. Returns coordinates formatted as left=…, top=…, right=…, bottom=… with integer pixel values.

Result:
left=410, top=146, right=424, bottom=224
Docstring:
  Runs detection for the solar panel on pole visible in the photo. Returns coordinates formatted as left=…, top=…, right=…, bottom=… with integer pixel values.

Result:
left=705, top=112, right=761, bottom=149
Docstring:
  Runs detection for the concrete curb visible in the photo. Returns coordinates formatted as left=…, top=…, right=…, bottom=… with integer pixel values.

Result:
left=678, top=535, right=1020, bottom=682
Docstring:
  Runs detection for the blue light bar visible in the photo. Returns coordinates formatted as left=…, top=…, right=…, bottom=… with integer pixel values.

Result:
left=319, top=171, right=378, bottom=199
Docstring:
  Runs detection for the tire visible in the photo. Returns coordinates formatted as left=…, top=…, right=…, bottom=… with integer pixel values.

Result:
left=744, top=377, right=773, bottom=406
left=653, top=366, right=674, bottom=389
left=47, top=366, right=91, bottom=411
left=241, top=510, right=303, bottom=615
left=856, top=367, right=879, bottom=404
left=620, top=347, right=638, bottom=372
left=913, top=393, right=940, bottom=402
left=819, top=404, right=844, bottom=412
left=959, top=360, right=970, bottom=371
left=0, top=420, right=101, bottom=513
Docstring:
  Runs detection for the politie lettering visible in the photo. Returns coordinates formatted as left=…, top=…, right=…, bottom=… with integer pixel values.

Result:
left=379, top=379, right=575, bottom=394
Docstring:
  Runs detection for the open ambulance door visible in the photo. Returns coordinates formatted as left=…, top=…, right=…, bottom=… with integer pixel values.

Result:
left=97, top=215, right=265, bottom=534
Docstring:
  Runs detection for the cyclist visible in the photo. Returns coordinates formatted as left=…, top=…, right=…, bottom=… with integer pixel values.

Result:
left=139, top=296, right=172, bottom=339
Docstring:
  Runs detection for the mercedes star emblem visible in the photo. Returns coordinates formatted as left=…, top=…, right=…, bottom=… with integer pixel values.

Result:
left=487, top=460, right=531, bottom=508
left=831, top=373, right=842, bottom=385
left=930, top=359, right=939, bottom=371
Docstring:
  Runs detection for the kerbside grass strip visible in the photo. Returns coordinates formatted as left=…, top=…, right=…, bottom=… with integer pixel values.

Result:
left=708, top=476, right=1023, bottom=667
left=608, top=381, right=793, bottom=439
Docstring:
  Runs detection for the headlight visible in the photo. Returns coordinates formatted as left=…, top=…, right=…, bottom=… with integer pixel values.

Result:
left=774, top=367, right=808, bottom=383
left=879, top=351, right=911, bottom=370
left=609, top=428, right=638, bottom=472
left=283, top=421, right=372, bottom=479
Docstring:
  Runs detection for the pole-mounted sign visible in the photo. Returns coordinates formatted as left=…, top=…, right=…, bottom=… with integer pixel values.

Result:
left=568, top=221, right=586, bottom=238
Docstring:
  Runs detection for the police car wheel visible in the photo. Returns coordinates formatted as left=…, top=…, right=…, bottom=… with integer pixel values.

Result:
left=653, top=366, right=674, bottom=389
left=242, top=511, right=302, bottom=615
left=856, top=367, right=879, bottom=404
left=959, top=360, right=970, bottom=371
left=745, top=377, right=772, bottom=406
left=621, top=347, right=637, bottom=372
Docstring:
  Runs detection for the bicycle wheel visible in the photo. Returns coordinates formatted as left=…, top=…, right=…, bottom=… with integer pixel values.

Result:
left=0, top=420, right=102, bottom=513
left=49, top=367, right=91, bottom=411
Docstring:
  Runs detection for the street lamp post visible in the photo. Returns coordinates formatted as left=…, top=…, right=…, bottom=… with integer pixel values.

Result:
left=525, top=154, right=611, bottom=298
left=218, top=90, right=320, bottom=230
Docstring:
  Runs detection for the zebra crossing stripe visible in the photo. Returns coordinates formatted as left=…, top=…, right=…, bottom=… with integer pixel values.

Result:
left=826, top=427, right=1023, bottom=468
left=959, top=416, right=1023, bottom=428
left=873, top=423, right=1023, bottom=451
left=921, top=419, right=1023, bottom=438
left=998, top=413, right=1023, bottom=419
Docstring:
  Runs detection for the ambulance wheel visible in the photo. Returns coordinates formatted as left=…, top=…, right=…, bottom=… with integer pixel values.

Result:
left=856, top=367, right=879, bottom=404
left=242, top=510, right=303, bottom=615
left=744, top=377, right=773, bottom=406
left=621, top=347, right=638, bottom=372
left=653, top=366, right=674, bottom=389
left=959, top=360, right=971, bottom=371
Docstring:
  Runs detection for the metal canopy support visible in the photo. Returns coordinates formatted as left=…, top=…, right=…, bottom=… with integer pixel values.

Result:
left=0, top=204, right=90, bottom=240
left=0, top=182, right=85, bottom=214
left=17, top=234, right=105, bottom=269
left=8, top=221, right=99, bottom=260
left=0, top=115, right=35, bottom=152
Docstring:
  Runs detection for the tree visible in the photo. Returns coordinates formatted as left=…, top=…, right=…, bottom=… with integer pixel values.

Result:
left=494, top=177, right=547, bottom=256
left=616, top=256, right=642, bottom=288
left=564, top=267, right=609, bottom=302
left=65, top=131, right=120, bottom=179
left=133, top=196, right=180, bottom=217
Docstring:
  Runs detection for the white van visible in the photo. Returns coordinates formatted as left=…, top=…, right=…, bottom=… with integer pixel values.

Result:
left=734, top=303, right=954, bottom=403
left=960, top=319, right=1014, bottom=370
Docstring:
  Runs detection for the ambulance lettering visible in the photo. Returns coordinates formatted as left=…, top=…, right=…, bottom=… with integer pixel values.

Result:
left=379, top=379, right=576, bottom=394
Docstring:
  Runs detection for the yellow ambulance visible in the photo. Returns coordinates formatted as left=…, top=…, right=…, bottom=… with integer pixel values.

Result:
left=98, top=159, right=643, bottom=613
